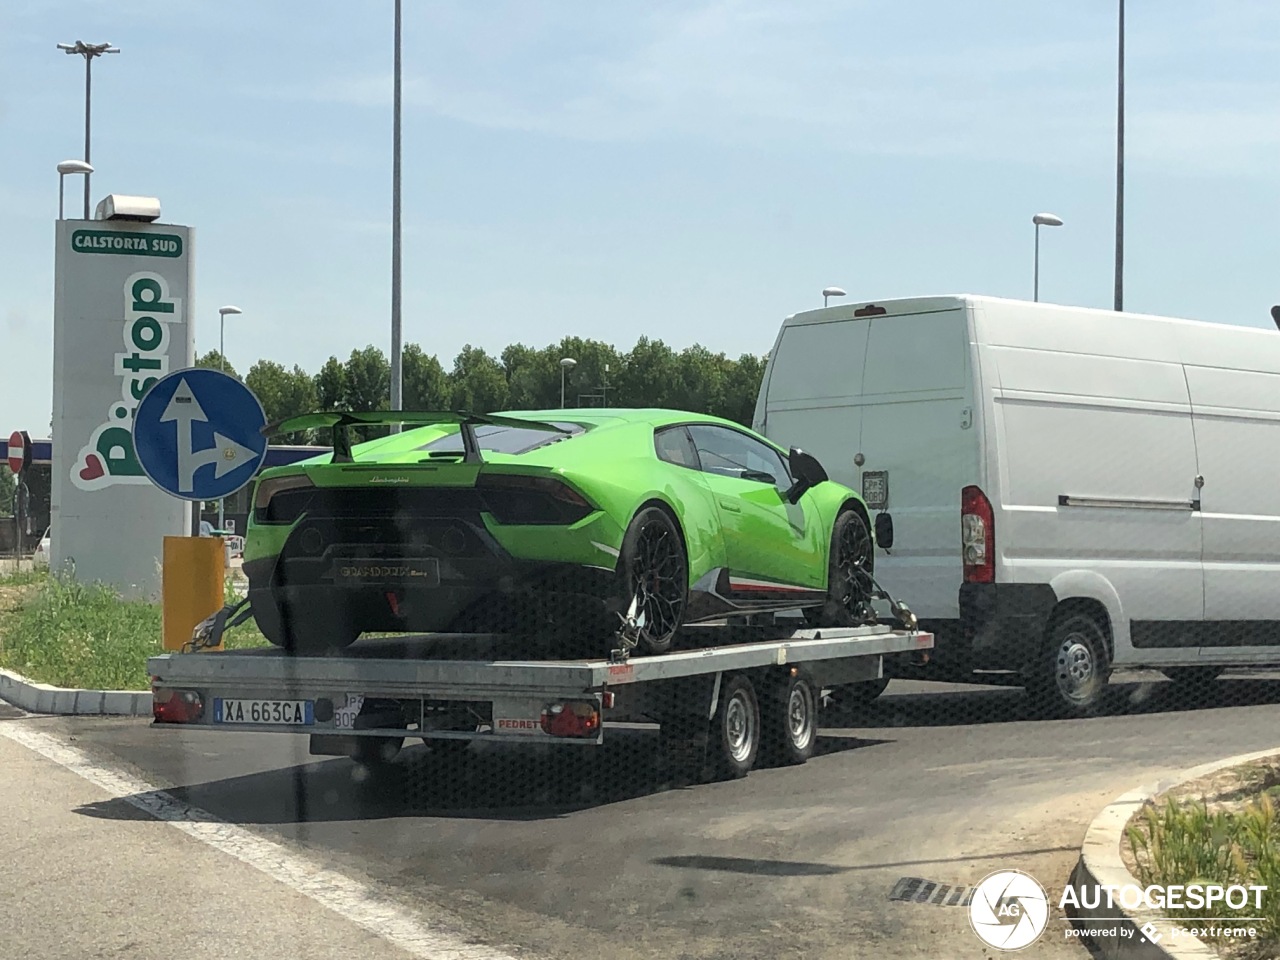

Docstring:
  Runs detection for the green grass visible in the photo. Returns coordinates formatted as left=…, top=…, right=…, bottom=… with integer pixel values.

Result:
left=0, top=570, right=268, bottom=691
left=1127, top=794, right=1280, bottom=951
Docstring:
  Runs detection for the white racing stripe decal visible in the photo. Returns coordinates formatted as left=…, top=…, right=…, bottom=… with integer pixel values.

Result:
left=0, top=720, right=522, bottom=960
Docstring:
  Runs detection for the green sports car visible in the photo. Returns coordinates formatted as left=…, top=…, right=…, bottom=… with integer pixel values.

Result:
left=244, top=408, right=877, bottom=655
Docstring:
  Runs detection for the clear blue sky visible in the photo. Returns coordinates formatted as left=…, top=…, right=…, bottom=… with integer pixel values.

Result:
left=4, top=0, right=1280, bottom=433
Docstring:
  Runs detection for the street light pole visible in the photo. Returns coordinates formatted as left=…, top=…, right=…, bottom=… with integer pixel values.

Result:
left=389, top=0, right=404, bottom=430
left=1114, top=0, right=1125, bottom=311
left=57, top=41, right=120, bottom=218
left=822, top=286, right=846, bottom=308
left=559, top=357, right=577, bottom=407
left=56, top=160, right=93, bottom=220
left=1031, top=213, right=1064, bottom=302
left=217, top=305, right=243, bottom=534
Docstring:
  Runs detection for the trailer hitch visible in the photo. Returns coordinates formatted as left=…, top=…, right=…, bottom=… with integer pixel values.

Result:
left=186, top=597, right=256, bottom=653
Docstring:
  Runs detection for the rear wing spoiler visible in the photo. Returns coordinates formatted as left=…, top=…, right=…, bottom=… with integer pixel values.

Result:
left=261, top=410, right=571, bottom=464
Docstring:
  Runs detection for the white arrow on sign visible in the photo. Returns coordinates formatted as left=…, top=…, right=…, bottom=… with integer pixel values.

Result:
left=159, top=377, right=259, bottom=494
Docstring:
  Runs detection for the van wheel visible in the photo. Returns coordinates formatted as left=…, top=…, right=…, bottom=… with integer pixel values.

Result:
left=1026, top=610, right=1111, bottom=717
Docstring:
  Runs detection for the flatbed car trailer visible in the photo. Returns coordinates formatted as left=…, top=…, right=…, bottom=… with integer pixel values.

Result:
left=148, top=623, right=933, bottom=782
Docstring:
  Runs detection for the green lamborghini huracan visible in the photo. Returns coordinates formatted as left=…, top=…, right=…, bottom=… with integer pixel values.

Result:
left=244, top=409, right=876, bottom=655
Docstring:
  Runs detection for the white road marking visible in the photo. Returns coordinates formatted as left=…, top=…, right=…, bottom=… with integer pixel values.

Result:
left=0, top=720, right=522, bottom=960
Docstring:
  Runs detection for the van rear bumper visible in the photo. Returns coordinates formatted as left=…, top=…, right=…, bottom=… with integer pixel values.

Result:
left=959, top=582, right=1058, bottom=669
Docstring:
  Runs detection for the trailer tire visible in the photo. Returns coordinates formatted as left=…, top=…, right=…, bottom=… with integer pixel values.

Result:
left=760, top=672, right=818, bottom=767
left=710, top=674, right=760, bottom=780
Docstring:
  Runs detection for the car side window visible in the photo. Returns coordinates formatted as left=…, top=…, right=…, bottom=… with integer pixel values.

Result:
left=654, top=426, right=701, bottom=470
left=687, top=425, right=790, bottom=486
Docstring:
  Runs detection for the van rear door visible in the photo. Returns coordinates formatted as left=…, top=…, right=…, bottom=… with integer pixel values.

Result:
left=756, top=301, right=975, bottom=621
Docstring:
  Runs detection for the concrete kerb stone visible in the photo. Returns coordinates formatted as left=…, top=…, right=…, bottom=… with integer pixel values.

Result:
left=1071, top=746, right=1280, bottom=960
left=0, top=668, right=150, bottom=717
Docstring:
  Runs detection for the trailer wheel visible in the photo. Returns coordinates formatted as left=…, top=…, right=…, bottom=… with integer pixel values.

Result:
left=711, top=674, right=760, bottom=780
left=761, top=672, right=818, bottom=767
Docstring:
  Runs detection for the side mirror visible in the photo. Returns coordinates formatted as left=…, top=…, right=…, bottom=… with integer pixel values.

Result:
left=784, top=447, right=828, bottom=503
left=874, top=513, right=894, bottom=550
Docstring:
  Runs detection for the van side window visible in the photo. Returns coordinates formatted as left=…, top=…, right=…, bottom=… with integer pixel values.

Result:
left=687, top=425, right=791, bottom=486
left=654, top=426, right=701, bottom=470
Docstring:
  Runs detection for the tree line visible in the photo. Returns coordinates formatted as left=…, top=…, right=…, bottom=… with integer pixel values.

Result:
left=196, top=337, right=768, bottom=444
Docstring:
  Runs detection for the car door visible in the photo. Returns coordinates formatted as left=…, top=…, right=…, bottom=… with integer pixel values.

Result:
left=685, top=424, right=826, bottom=590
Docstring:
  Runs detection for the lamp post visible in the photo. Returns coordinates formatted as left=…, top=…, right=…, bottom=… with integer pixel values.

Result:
left=1031, top=213, right=1064, bottom=302
left=56, top=40, right=120, bottom=219
left=1114, top=0, right=1125, bottom=311
left=560, top=357, right=577, bottom=407
left=56, top=160, right=93, bottom=220
left=216, top=306, right=243, bottom=535
left=388, top=0, right=404, bottom=432
left=822, top=286, right=846, bottom=307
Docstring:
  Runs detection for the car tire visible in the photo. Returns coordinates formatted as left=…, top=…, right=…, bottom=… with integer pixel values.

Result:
left=1026, top=609, right=1112, bottom=718
left=760, top=672, right=818, bottom=767
left=807, top=508, right=875, bottom=627
left=256, top=599, right=358, bottom=656
left=616, top=506, right=688, bottom=655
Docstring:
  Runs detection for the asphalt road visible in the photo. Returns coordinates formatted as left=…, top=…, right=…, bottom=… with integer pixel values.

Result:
left=8, top=675, right=1280, bottom=959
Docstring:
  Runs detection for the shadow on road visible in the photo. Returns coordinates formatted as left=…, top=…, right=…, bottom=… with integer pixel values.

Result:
left=827, top=677, right=1280, bottom=729
left=654, top=843, right=1079, bottom=877
left=71, top=728, right=892, bottom=826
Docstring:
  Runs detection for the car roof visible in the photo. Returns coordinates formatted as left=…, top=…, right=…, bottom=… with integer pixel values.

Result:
left=495, top=408, right=748, bottom=431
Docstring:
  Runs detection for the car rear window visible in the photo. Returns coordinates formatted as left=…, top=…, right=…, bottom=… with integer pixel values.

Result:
left=417, top=422, right=584, bottom=456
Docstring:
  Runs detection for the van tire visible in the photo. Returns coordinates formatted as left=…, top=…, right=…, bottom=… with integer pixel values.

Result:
left=1026, top=609, right=1111, bottom=717
left=808, top=509, right=875, bottom=627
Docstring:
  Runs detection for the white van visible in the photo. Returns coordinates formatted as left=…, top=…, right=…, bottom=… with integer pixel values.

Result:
left=754, top=294, right=1280, bottom=715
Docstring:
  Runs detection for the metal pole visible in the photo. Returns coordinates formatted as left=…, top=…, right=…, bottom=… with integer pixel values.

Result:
left=389, top=0, right=404, bottom=428
left=58, top=174, right=65, bottom=220
left=1113, top=0, right=1125, bottom=311
left=560, top=368, right=566, bottom=407
left=83, top=55, right=92, bottom=219
left=218, top=313, right=226, bottom=533
left=1033, top=223, right=1041, bottom=302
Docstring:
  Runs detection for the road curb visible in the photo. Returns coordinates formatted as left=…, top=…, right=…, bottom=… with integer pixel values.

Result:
left=0, top=668, right=151, bottom=716
left=1070, top=746, right=1280, bottom=960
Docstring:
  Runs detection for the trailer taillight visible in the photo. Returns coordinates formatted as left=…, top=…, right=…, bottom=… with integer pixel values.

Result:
left=961, top=484, right=995, bottom=583
left=540, top=701, right=600, bottom=737
left=152, top=685, right=203, bottom=723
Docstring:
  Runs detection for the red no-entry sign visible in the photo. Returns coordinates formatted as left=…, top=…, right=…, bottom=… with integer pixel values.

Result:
left=7, top=430, right=30, bottom=474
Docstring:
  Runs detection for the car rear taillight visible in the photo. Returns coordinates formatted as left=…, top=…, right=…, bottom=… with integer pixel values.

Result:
left=477, top=473, right=594, bottom=525
left=961, top=485, right=994, bottom=583
left=254, top=475, right=315, bottom=524
left=152, top=683, right=203, bottom=723
left=540, top=701, right=601, bottom=738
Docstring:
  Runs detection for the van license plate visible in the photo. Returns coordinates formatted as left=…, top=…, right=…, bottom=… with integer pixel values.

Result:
left=214, top=699, right=314, bottom=725
left=862, top=471, right=888, bottom=510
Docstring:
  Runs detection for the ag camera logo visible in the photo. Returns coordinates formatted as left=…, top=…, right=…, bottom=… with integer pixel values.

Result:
left=969, top=870, right=1050, bottom=950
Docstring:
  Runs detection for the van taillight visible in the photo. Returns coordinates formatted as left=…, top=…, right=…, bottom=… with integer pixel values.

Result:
left=961, top=485, right=994, bottom=583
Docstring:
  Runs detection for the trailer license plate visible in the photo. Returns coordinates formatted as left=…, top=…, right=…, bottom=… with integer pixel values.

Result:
left=214, top=699, right=314, bottom=725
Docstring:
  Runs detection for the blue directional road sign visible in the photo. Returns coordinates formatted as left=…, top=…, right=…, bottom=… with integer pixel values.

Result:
left=132, top=368, right=269, bottom=501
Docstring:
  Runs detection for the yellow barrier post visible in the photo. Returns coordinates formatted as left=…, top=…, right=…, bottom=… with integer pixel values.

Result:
left=162, top=536, right=225, bottom=651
